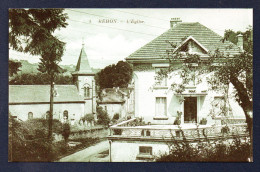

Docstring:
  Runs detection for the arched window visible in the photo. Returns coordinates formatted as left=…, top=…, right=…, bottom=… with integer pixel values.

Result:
left=63, top=110, right=68, bottom=119
left=83, top=83, right=91, bottom=98
left=84, top=87, right=90, bottom=97
left=28, top=112, right=33, bottom=120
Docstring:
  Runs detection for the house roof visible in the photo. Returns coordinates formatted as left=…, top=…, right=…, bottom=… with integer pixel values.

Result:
left=97, top=88, right=133, bottom=104
left=72, top=45, right=95, bottom=75
left=126, top=22, right=241, bottom=60
left=9, top=85, right=85, bottom=104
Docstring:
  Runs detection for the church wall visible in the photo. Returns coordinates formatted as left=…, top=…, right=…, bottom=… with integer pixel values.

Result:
left=9, top=103, right=85, bottom=121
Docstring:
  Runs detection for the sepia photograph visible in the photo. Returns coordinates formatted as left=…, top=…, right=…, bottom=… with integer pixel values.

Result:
left=8, top=8, right=253, bottom=162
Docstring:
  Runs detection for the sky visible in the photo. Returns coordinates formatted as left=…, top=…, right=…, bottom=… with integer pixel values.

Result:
left=9, top=8, right=253, bottom=69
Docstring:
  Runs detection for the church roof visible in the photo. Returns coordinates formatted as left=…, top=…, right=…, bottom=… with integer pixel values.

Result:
left=9, top=85, right=85, bottom=104
left=126, top=22, right=241, bottom=60
left=72, top=46, right=95, bottom=75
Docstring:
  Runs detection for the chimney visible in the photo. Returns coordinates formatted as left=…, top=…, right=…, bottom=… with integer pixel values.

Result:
left=237, top=34, right=243, bottom=50
left=170, top=18, right=182, bottom=28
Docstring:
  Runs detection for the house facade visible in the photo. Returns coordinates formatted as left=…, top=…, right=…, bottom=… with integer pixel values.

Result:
left=108, top=18, right=247, bottom=162
left=126, top=18, right=245, bottom=126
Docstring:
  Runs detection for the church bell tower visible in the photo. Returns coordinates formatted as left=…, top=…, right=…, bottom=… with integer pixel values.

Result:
left=72, top=42, right=96, bottom=115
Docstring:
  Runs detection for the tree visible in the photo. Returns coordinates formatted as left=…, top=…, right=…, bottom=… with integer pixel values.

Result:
left=156, top=27, right=253, bottom=139
left=9, top=9, right=68, bottom=141
left=95, top=61, right=133, bottom=89
left=9, top=73, right=73, bottom=85
left=9, top=60, right=21, bottom=77
left=96, top=106, right=110, bottom=127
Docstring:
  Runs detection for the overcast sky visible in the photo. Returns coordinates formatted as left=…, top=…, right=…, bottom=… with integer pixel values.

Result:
left=9, top=8, right=253, bottom=69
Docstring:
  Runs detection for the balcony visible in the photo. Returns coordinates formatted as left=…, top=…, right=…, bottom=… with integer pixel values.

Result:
left=108, top=118, right=248, bottom=142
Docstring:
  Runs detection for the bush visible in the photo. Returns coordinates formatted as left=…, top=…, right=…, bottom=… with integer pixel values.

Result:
left=96, top=106, right=110, bottom=127
left=112, top=113, right=120, bottom=120
left=156, top=135, right=252, bottom=162
left=173, top=117, right=181, bottom=125
left=8, top=117, right=63, bottom=161
left=199, top=118, right=207, bottom=125
left=85, top=113, right=95, bottom=122
left=62, top=122, right=70, bottom=143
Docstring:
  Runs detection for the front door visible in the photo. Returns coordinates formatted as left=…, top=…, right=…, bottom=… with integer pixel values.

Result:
left=184, top=97, right=197, bottom=123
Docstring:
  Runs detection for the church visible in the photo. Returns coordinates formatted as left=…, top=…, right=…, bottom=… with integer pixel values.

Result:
left=9, top=44, right=97, bottom=122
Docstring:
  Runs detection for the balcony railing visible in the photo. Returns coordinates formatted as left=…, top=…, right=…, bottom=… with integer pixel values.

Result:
left=109, top=119, right=248, bottom=141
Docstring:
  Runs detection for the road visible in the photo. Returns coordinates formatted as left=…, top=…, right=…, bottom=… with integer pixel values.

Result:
left=59, top=140, right=110, bottom=162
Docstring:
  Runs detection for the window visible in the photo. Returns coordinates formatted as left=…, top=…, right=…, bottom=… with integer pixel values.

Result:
left=184, top=97, right=197, bottom=123
left=139, top=146, right=152, bottom=155
left=155, top=68, right=167, bottom=86
left=28, top=112, right=33, bottom=120
left=155, top=97, right=167, bottom=116
left=136, top=146, right=153, bottom=160
left=84, top=87, right=90, bottom=97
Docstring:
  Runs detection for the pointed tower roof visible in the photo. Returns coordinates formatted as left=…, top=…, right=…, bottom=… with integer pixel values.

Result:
left=72, top=45, right=95, bottom=76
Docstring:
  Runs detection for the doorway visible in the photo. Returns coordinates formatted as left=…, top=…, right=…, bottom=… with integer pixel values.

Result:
left=184, top=97, right=197, bottom=123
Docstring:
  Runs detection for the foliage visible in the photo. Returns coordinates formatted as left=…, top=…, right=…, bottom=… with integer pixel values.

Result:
left=8, top=117, right=63, bottom=161
left=128, top=117, right=145, bottom=126
left=173, top=117, right=181, bottom=125
left=9, top=9, right=69, bottom=139
left=112, top=113, right=120, bottom=123
left=79, top=113, right=95, bottom=125
left=9, top=116, right=102, bottom=161
left=174, top=111, right=182, bottom=125
left=9, top=9, right=68, bottom=56
left=157, top=136, right=251, bottom=162
left=9, top=60, right=22, bottom=77
left=96, top=106, right=110, bottom=127
left=95, top=61, right=133, bottom=89
left=62, top=122, right=70, bottom=143
left=85, top=113, right=95, bottom=122
left=223, top=26, right=253, bottom=54
left=9, top=8, right=68, bottom=79
left=9, top=72, right=73, bottom=85
left=199, top=118, right=207, bottom=125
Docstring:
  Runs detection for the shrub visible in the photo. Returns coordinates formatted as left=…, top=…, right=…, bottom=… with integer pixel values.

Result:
left=85, top=113, right=95, bottom=122
left=199, top=118, right=207, bottom=125
left=173, top=117, right=181, bottom=125
left=96, top=106, right=110, bottom=127
left=112, top=113, right=120, bottom=120
left=156, top=132, right=251, bottom=162
left=62, top=122, right=70, bottom=143
left=8, top=117, right=63, bottom=161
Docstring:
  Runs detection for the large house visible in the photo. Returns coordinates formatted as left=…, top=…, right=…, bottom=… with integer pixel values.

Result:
left=107, top=18, right=248, bottom=162
left=9, top=44, right=97, bottom=123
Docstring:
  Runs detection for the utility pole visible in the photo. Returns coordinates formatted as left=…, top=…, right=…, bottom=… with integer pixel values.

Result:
left=92, top=80, right=94, bottom=114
